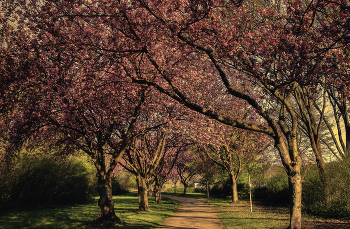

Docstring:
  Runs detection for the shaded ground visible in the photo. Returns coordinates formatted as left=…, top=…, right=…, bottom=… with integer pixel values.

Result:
left=302, top=215, right=350, bottom=228
left=0, top=194, right=179, bottom=229
left=253, top=201, right=350, bottom=229
left=160, top=195, right=223, bottom=229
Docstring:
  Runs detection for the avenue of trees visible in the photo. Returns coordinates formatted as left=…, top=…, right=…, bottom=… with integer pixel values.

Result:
left=1, top=0, right=350, bottom=228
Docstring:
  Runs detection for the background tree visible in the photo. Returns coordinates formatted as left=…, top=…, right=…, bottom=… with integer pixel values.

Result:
left=175, top=150, right=197, bottom=195
left=152, top=135, right=189, bottom=203
left=200, top=127, right=270, bottom=203
left=191, top=148, right=219, bottom=199
left=120, top=127, right=169, bottom=211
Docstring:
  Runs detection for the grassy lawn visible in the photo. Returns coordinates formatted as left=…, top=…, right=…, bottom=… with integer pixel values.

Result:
left=163, top=191, right=291, bottom=228
left=207, top=198, right=290, bottom=229
left=0, top=192, right=180, bottom=229
left=208, top=198, right=350, bottom=229
left=162, top=189, right=208, bottom=200
left=163, top=191, right=350, bottom=229
left=163, top=191, right=289, bottom=228
left=163, top=191, right=290, bottom=229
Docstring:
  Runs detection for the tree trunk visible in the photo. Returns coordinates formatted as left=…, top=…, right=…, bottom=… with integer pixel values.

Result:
left=136, top=175, right=149, bottom=211
left=346, top=123, right=350, bottom=158
left=154, top=178, right=161, bottom=204
left=229, top=173, right=239, bottom=203
left=310, top=135, right=326, bottom=183
left=183, top=183, right=188, bottom=195
left=288, top=169, right=302, bottom=229
left=147, top=181, right=153, bottom=196
left=206, top=180, right=209, bottom=199
left=97, top=173, right=121, bottom=223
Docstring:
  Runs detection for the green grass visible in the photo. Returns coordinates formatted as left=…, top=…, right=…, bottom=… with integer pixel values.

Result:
left=162, top=189, right=208, bottom=199
left=0, top=192, right=180, bottom=229
left=206, top=198, right=290, bottom=229
left=163, top=190, right=289, bottom=228
left=163, top=190, right=291, bottom=229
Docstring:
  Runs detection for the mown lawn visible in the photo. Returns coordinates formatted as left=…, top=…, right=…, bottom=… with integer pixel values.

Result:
left=207, top=199, right=290, bottom=229
left=206, top=198, right=350, bottom=229
left=0, top=192, right=180, bottom=229
left=162, top=189, right=208, bottom=199
left=163, top=190, right=350, bottom=229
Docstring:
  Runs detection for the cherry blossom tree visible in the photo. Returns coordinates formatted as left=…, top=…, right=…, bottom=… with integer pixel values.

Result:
left=120, top=127, right=170, bottom=210
left=1, top=37, right=148, bottom=222
left=308, top=0, right=350, bottom=161
left=2, top=1, right=349, bottom=228
left=115, top=1, right=348, bottom=228
left=152, top=134, right=189, bottom=203
left=0, top=2, right=158, bottom=222
left=175, top=149, right=197, bottom=195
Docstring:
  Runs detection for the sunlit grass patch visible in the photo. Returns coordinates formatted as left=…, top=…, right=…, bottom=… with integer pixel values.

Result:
left=206, top=199, right=290, bottom=229
left=162, top=190, right=208, bottom=199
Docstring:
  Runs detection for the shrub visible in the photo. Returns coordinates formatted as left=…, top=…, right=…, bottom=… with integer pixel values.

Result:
left=0, top=177, right=11, bottom=212
left=4, top=156, right=94, bottom=209
left=111, top=171, right=135, bottom=195
left=210, top=173, right=251, bottom=200
left=253, top=172, right=289, bottom=206
left=303, top=160, right=350, bottom=219
left=166, top=187, right=186, bottom=194
left=266, top=173, right=289, bottom=205
left=210, top=175, right=231, bottom=198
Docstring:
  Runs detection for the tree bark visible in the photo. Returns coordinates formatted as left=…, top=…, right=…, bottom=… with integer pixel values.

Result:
left=346, top=124, right=350, bottom=158
left=229, top=173, right=239, bottom=203
left=183, top=183, right=188, bottom=195
left=288, top=169, right=302, bottom=229
left=154, top=178, right=161, bottom=204
left=207, top=180, right=209, bottom=199
left=147, top=181, right=153, bottom=196
left=136, top=175, right=149, bottom=211
left=97, top=172, right=121, bottom=223
left=309, top=135, right=326, bottom=183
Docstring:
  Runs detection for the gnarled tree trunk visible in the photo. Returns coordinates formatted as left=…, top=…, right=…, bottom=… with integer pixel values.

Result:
left=97, top=172, right=121, bottom=223
left=136, top=175, right=149, bottom=211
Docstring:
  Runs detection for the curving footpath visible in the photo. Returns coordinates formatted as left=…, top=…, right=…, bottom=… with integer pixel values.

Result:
left=160, top=195, right=223, bottom=229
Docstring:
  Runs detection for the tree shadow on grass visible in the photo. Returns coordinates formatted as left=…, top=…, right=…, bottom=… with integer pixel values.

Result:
left=0, top=206, right=164, bottom=229
left=0, top=193, right=177, bottom=229
left=0, top=206, right=98, bottom=229
left=251, top=200, right=350, bottom=229
left=81, top=220, right=162, bottom=229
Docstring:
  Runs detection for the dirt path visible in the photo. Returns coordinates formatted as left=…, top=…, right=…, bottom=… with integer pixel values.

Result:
left=160, top=195, right=223, bottom=229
